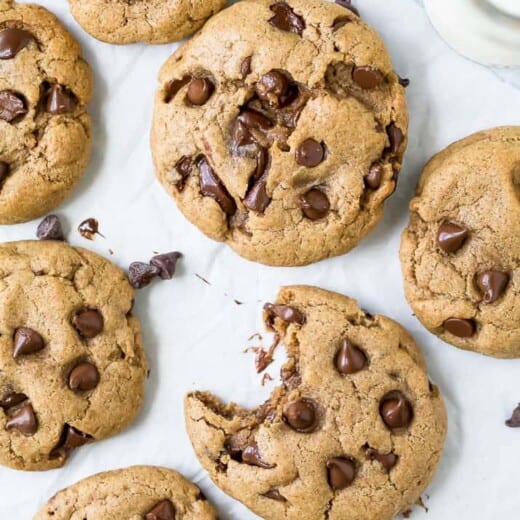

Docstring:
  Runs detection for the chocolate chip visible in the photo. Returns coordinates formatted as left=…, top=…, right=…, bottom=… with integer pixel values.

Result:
left=352, top=66, right=384, bottom=89
left=268, top=2, right=306, bottom=35
left=0, top=90, right=27, bottom=122
left=365, top=161, right=383, bottom=189
left=335, top=338, right=367, bottom=374
left=298, top=188, right=330, bottom=220
left=386, top=123, right=403, bottom=154
left=332, top=16, right=350, bottom=31
left=13, top=328, right=45, bottom=358
left=296, top=138, right=325, bottom=168
left=0, top=161, right=10, bottom=184
left=145, top=499, right=175, bottom=520
left=326, top=457, right=356, bottom=490
left=45, top=84, right=76, bottom=114
left=264, top=303, right=306, bottom=326
left=437, top=222, right=469, bottom=253
left=68, top=362, right=100, bottom=391
left=6, top=403, right=37, bottom=435
left=198, top=156, right=236, bottom=215
left=262, top=489, right=287, bottom=501
left=0, top=392, right=27, bottom=410
left=238, top=109, right=274, bottom=133
left=242, top=441, right=276, bottom=468
left=164, top=76, right=191, bottom=102
left=187, top=77, right=214, bottom=106
left=476, top=270, right=509, bottom=304
left=241, top=56, right=252, bottom=78
left=36, top=214, right=65, bottom=241
left=0, top=28, right=35, bottom=59
left=78, top=218, right=101, bottom=240
left=398, top=75, right=410, bottom=87
left=283, top=398, right=318, bottom=432
left=128, top=262, right=161, bottom=289
left=255, top=70, right=292, bottom=108
left=335, top=0, right=360, bottom=16
left=365, top=446, right=398, bottom=471
left=443, top=317, right=476, bottom=338
left=379, top=392, right=413, bottom=430
left=72, top=309, right=104, bottom=339
left=50, top=424, right=92, bottom=459
left=506, top=404, right=520, bottom=428
left=244, top=179, right=271, bottom=213
left=173, top=156, right=192, bottom=191
left=150, top=252, right=182, bottom=280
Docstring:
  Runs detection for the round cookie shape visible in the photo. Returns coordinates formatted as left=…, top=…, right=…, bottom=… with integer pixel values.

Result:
left=0, top=241, right=147, bottom=471
left=0, top=1, right=93, bottom=224
left=400, top=126, right=520, bottom=358
left=34, top=465, right=217, bottom=519
left=152, top=0, right=408, bottom=266
left=68, top=0, right=227, bottom=45
left=184, top=286, right=446, bottom=520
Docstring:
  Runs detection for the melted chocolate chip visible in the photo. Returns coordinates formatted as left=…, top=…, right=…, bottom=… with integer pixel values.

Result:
left=165, top=76, right=191, bottom=103
left=255, top=70, right=294, bottom=108
left=365, top=161, right=383, bottom=189
left=0, top=90, right=27, bottom=122
left=0, top=161, right=9, bottom=184
left=36, top=214, right=65, bottom=241
left=437, top=222, right=469, bottom=253
left=352, top=66, right=384, bottom=89
left=283, top=398, right=318, bottom=433
left=476, top=270, right=509, bottom=304
left=45, top=84, right=77, bottom=114
left=150, top=252, right=182, bottom=280
left=335, top=0, right=360, bottom=16
left=335, top=338, right=367, bottom=374
left=264, top=303, right=306, bottom=326
left=295, top=139, right=325, bottom=168
left=174, top=156, right=192, bottom=191
left=241, top=56, right=252, bottom=78
left=72, top=309, right=104, bottom=339
left=443, top=317, right=476, bottom=338
left=0, top=393, right=27, bottom=410
left=0, top=28, right=35, bottom=59
left=268, top=2, right=306, bottom=35
left=506, top=404, right=520, bottom=428
left=13, top=328, right=45, bottom=358
left=198, top=157, right=236, bottom=215
left=262, top=489, right=287, bottom=501
left=50, top=424, right=92, bottom=459
left=326, top=457, right=356, bottom=490
left=379, top=392, right=413, bottom=430
left=128, top=262, right=161, bottom=289
left=6, top=403, right=37, bottom=435
left=244, top=178, right=270, bottom=213
left=78, top=218, right=101, bottom=240
left=68, top=362, right=100, bottom=391
left=386, top=123, right=403, bottom=154
left=145, top=499, right=176, bottom=520
left=298, top=189, right=330, bottom=220
left=365, top=446, right=398, bottom=471
left=398, top=75, right=410, bottom=87
left=332, top=16, right=350, bottom=31
left=242, top=441, right=276, bottom=468
left=187, top=77, right=214, bottom=106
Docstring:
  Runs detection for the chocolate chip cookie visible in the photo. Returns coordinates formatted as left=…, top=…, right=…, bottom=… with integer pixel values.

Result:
left=400, top=126, right=520, bottom=358
left=0, top=1, right=93, bottom=224
left=68, top=0, right=227, bottom=44
left=0, top=241, right=147, bottom=471
left=185, top=286, right=446, bottom=519
left=152, top=0, right=408, bottom=266
left=34, top=465, right=217, bottom=519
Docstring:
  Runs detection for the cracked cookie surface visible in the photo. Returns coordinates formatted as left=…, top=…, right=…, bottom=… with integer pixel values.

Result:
left=68, top=0, right=227, bottom=44
left=0, top=0, right=92, bottom=224
left=0, top=240, right=147, bottom=471
left=151, top=0, right=408, bottom=266
left=185, top=285, right=446, bottom=520
left=34, top=465, right=217, bottom=519
left=400, top=126, right=520, bottom=358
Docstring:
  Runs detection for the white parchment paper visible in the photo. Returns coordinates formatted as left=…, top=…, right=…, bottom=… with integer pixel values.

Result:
left=1, top=1, right=519, bottom=518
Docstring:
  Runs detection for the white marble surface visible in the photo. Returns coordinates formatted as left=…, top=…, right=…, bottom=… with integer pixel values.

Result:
left=0, top=1, right=519, bottom=518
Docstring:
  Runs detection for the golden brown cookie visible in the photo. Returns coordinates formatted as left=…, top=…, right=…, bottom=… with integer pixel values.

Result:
left=0, top=241, right=147, bottom=471
left=400, top=126, right=520, bottom=358
left=185, top=286, right=446, bottom=520
left=152, top=0, right=408, bottom=266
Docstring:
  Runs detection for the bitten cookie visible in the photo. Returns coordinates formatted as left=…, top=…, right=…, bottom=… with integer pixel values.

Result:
left=0, top=1, right=93, bottom=224
left=0, top=241, right=147, bottom=471
left=34, top=465, right=217, bottom=519
left=68, top=0, right=227, bottom=44
left=152, top=0, right=408, bottom=266
left=185, top=286, right=446, bottom=520
left=400, top=126, right=520, bottom=358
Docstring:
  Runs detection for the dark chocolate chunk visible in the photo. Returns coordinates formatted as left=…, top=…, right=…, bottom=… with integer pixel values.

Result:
left=264, top=303, right=305, bottom=325
left=379, top=391, right=413, bottom=430
left=0, top=90, right=27, bottom=122
left=49, top=424, right=93, bottom=459
left=365, top=446, right=398, bottom=471
left=68, top=362, right=100, bottom=391
left=45, top=84, right=77, bottom=114
left=187, top=77, right=214, bottom=106
left=295, top=139, right=325, bottom=168
left=145, top=499, right=175, bottom=520
left=283, top=398, right=318, bottom=433
left=150, top=252, right=182, bottom=280
left=198, top=157, right=236, bottom=215
left=6, top=403, right=37, bottom=435
left=365, top=161, right=383, bottom=189
left=335, top=338, right=367, bottom=374
left=335, top=0, right=360, bottom=16
left=298, top=188, right=330, bottom=220
left=36, top=214, right=65, bottom=241
left=326, top=457, right=356, bottom=490
left=268, top=2, right=306, bottom=35
left=352, top=66, right=384, bottom=89
left=506, top=404, right=520, bottom=428
left=72, top=309, right=104, bottom=338
left=437, top=222, right=469, bottom=253
left=476, top=270, right=509, bottom=304
left=443, top=318, right=476, bottom=338
left=0, top=28, right=35, bottom=59
left=13, top=328, right=45, bottom=358
left=242, top=441, right=276, bottom=468
left=128, top=262, right=161, bottom=289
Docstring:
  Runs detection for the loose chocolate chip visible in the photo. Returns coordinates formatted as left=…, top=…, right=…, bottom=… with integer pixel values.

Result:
left=50, top=424, right=92, bottom=459
left=443, top=317, right=476, bottom=338
left=187, top=77, right=214, bottom=106
left=174, top=156, right=192, bottom=191
left=295, top=139, right=325, bottom=168
left=72, top=309, right=104, bottom=339
left=379, top=392, right=413, bottom=430
left=0, top=392, right=27, bottom=410
left=242, top=441, right=276, bottom=468
left=506, top=404, right=520, bottom=428
left=68, top=362, right=100, bottom=391
left=13, top=328, right=45, bottom=358
left=6, top=403, right=37, bottom=435
left=264, top=303, right=306, bottom=325
left=78, top=218, right=101, bottom=240
left=0, top=90, right=27, bottom=122
left=326, top=457, right=356, bottom=490
left=437, top=222, right=469, bottom=253
left=386, top=123, right=403, bottom=154
left=150, top=252, right=182, bottom=280
left=352, top=66, right=384, bottom=89
left=36, top=214, right=65, bottom=241
left=128, top=262, right=161, bottom=289
left=268, top=2, right=306, bottom=35
left=365, top=161, right=383, bottom=189
left=255, top=70, right=292, bottom=108
left=145, top=499, right=176, bottom=520
left=241, top=56, right=253, bottom=78
left=45, top=84, right=76, bottom=114
left=283, top=398, right=318, bottom=433
left=476, top=270, right=509, bottom=304
left=244, top=179, right=271, bottom=213
left=0, top=28, right=35, bottom=59
left=262, top=489, right=287, bottom=501
left=0, top=161, right=9, bottom=183
left=335, top=338, right=367, bottom=374
left=365, top=446, right=398, bottom=471
left=198, top=157, right=236, bottom=215
left=398, top=75, right=410, bottom=87
left=298, top=188, right=330, bottom=220
left=335, top=0, right=360, bottom=16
